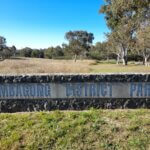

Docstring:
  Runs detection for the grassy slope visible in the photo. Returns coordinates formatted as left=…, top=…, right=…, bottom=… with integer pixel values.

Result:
left=0, top=110, right=150, bottom=150
left=0, top=58, right=150, bottom=74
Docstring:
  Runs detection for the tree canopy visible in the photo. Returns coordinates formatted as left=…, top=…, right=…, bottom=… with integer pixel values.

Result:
left=0, top=36, right=6, bottom=50
left=100, top=0, right=150, bottom=65
left=65, top=30, right=94, bottom=61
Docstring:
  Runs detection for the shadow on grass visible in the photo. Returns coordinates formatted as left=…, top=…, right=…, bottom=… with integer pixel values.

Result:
left=0, top=57, right=27, bottom=61
left=90, top=60, right=117, bottom=65
left=9, top=57, right=27, bottom=60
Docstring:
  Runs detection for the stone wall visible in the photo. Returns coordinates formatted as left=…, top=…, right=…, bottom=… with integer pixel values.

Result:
left=0, top=74, right=150, bottom=112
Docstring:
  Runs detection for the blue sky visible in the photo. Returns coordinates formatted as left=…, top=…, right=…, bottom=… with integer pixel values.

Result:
left=0, top=0, right=109, bottom=49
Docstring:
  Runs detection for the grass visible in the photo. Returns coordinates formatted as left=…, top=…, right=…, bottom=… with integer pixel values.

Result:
left=0, top=109, right=149, bottom=150
left=0, top=58, right=150, bottom=74
left=0, top=58, right=91, bottom=74
left=90, top=63, right=150, bottom=73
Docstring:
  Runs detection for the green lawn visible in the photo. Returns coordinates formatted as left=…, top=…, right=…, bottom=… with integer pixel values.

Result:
left=90, top=61, right=150, bottom=73
left=0, top=109, right=150, bottom=150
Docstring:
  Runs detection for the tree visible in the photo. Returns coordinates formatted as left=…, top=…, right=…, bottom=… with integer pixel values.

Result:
left=0, top=36, right=6, bottom=59
left=53, top=46, right=64, bottom=57
left=89, top=42, right=110, bottom=60
left=1, top=47, right=13, bottom=59
left=30, top=49, right=44, bottom=58
left=106, top=25, right=135, bottom=65
left=44, top=47, right=54, bottom=59
left=44, top=46, right=64, bottom=59
left=0, top=36, right=16, bottom=60
left=100, top=0, right=150, bottom=31
left=65, top=30, right=94, bottom=62
left=137, top=26, right=150, bottom=66
left=38, top=50, right=45, bottom=58
left=68, top=40, right=85, bottom=62
left=11, top=46, right=17, bottom=57
left=31, top=49, right=40, bottom=58
left=19, top=47, right=33, bottom=57
left=100, top=0, right=150, bottom=65
left=62, top=43, right=72, bottom=58
left=0, top=36, right=6, bottom=50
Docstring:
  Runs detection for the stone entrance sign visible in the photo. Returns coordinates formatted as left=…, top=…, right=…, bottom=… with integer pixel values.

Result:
left=0, top=82, right=150, bottom=99
left=0, top=74, right=150, bottom=112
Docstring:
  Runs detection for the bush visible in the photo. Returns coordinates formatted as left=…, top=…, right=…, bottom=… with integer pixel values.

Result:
left=19, top=48, right=33, bottom=57
left=31, top=50, right=44, bottom=58
left=128, top=54, right=143, bottom=62
left=44, top=47, right=54, bottom=59
left=44, top=46, right=64, bottom=59
left=1, top=48, right=13, bottom=59
left=88, top=50, right=103, bottom=60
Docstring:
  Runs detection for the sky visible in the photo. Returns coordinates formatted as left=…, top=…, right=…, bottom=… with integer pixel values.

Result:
left=0, top=0, right=109, bottom=49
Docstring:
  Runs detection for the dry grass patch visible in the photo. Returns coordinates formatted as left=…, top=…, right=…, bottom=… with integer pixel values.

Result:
left=0, top=58, right=150, bottom=74
left=0, top=58, right=93, bottom=74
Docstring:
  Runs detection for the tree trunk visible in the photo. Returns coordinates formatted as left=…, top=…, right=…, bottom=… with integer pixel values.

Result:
left=122, top=56, right=128, bottom=66
left=106, top=55, right=109, bottom=62
left=122, top=47, right=128, bottom=66
left=116, top=54, right=120, bottom=65
left=144, top=57, right=148, bottom=66
left=143, top=59, right=145, bottom=65
left=74, top=54, right=77, bottom=62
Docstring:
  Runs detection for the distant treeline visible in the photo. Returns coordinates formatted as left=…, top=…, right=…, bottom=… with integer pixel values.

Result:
left=16, top=42, right=143, bottom=62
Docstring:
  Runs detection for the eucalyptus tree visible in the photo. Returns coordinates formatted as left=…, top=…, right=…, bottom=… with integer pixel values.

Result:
left=100, top=0, right=150, bottom=65
left=137, top=26, right=150, bottom=66
left=106, top=25, right=135, bottom=65
left=65, top=30, right=94, bottom=62
left=0, top=36, right=6, bottom=50
left=89, top=41, right=110, bottom=60
left=0, top=36, right=17, bottom=59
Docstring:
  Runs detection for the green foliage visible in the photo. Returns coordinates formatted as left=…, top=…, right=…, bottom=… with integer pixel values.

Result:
left=19, top=47, right=33, bottom=57
left=100, top=0, right=149, bottom=31
left=0, top=36, right=6, bottom=50
left=67, top=40, right=85, bottom=59
left=44, top=47, right=54, bottom=59
left=44, top=46, right=64, bottom=59
left=31, top=49, right=44, bottom=58
left=100, top=0, right=150, bottom=65
left=54, top=46, right=64, bottom=57
left=88, top=42, right=111, bottom=60
left=0, top=37, right=16, bottom=59
left=1, top=48, right=13, bottom=59
left=88, top=49, right=103, bottom=60
left=65, top=30, right=94, bottom=61
left=137, top=26, right=150, bottom=65
left=65, top=31, right=94, bottom=47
